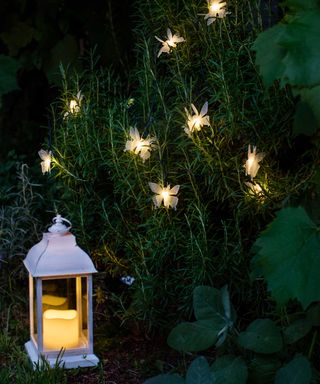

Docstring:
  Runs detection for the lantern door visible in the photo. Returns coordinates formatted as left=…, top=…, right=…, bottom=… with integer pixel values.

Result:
left=31, top=275, right=92, bottom=355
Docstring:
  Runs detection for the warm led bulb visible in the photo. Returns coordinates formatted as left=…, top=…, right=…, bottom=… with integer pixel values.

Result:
left=162, top=190, right=169, bottom=199
left=136, top=140, right=143, bottom=152
left=69, top=100, right=78, bottom=113
left=44, top=158, right=51, bottom=169
left=247, top=158, right=254, bottom=168
left=210, top=3, right=221, bottom=12
left=193, top=117, right=201, bottom=129
left=167, top=38, right=175, bottom=47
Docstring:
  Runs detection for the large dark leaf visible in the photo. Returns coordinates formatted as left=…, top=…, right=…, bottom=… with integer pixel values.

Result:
left=252, top=24, right=286, bottom=87
left=193, top=286, right=223, bottom=320
left=283, top=318, right=312, bottom=344
left=238, top=319, right=283, bottom=354
left=274, top=355, right=312, bottom=384
left=286, top=0, right=319, bottom=11
left=211, top=355, right=248, bottom=384
left=167, top=318, right=225, bottom=352
left=279, top=11, right=320, bottom=87
left=251, top=207, right=320, bottom=309
left=186, top=357, right=212, bottom=384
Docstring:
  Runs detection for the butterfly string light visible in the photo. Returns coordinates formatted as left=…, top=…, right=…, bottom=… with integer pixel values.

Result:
left=38, top=149, right=52, bottom=174
left=148, top=182, right=180, bottom=210
left=155, top=28, right=185, bottom=57
left=184, top=101, right=210, bottom=136
left=203, top=1, right=230, bottom=25
left=124, top=127, right=156, bottom=162
left=245, top=145, right=265, bottom=180
left=64, top=91, right=83, bottom=118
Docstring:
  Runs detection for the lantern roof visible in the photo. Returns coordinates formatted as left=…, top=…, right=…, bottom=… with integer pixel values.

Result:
left=23, top=215, right=97, bottom=277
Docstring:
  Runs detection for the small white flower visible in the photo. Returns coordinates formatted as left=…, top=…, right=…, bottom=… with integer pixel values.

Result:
left=64, top=91, right=83, bottom=118
left=204, top=1, right=230, bottom=25
left=149, top=182, right=180, bottom=210
left=124, top=127, right=156, bottom=162
left=184, top=101, right=210, bottom=135
left=155, top=28, right=185, bottom=57
left=245, top=145, right=265, bottom=180
left=120, top=276, right=135, bottom=286
left=38, top=149, right=52, bottom=174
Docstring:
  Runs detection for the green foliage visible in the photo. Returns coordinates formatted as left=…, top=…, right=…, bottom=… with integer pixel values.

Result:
left=251, top=207, right=320, bottom=309
left=252, top=1, right=320, bottom=135
left=48, top=0, right=308, bottom=331
left=167, top=286, right=234, bottom=352
left=211, top=355, right=248, bottom=384
left=144, top=355, right=248, bottom=384
left=186, top=357, right=212, bottom=384
left=274, top=355, right=312, bottom=384
left=167, top=319, right=226, bottom=352
left=0, top=333, right=67, bottom=384
left=283, top=318, right=312, bottom=344
left=37, top=1, right=320, bottom=379
left=252, top=25, right=286, bottom=87
left=146, top=284, right=320, bottom=383
left=0, top=164, right=43, bottom=264
left=238, top=319, right=283, bottom=354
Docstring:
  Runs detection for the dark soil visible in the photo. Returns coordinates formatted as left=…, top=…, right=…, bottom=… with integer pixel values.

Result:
left=67, top=335, right=186, bottom=384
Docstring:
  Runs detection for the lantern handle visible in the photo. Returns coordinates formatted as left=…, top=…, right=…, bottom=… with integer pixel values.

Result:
left=48, top=214, right=72, bottom=234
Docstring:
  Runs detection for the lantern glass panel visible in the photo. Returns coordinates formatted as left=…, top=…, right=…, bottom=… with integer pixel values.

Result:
left=41, top=276, right=88, bottom=351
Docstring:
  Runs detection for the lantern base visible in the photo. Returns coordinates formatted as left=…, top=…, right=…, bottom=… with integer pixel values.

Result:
left=25, top=341, right=99, bottom=369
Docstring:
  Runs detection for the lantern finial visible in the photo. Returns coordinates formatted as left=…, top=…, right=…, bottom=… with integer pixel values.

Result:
left=48, top=214, right=71, bottom=234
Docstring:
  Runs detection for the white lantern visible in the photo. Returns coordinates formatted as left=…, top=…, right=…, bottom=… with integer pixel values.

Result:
left=23, top=214, right=99, bottom=369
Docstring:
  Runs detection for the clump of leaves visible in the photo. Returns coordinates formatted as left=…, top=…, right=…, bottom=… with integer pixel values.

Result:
left=144, top=285, right=320, bottom=383
left=252, top=0, right=320, bottom=135
left=251, top=206, right=320, bottom=309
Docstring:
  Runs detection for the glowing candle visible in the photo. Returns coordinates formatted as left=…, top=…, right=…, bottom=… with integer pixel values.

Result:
left=43, top=309, right=79, bottom=350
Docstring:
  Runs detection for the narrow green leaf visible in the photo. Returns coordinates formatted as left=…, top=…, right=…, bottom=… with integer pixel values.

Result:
left=284, top=318, right=312, bottom=344
left=144, top=374, right=185, bottom=384
left=238, top=319, right=283, bottom=354
left=167, top=318, right=225, bottom=352
left=251, top=207, right=320, bottom=309
left=186, top=357, right=212, bottom=384
left=211, top=355, right=248, bottom=384
left=274, top=355, right=312, bottom=384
